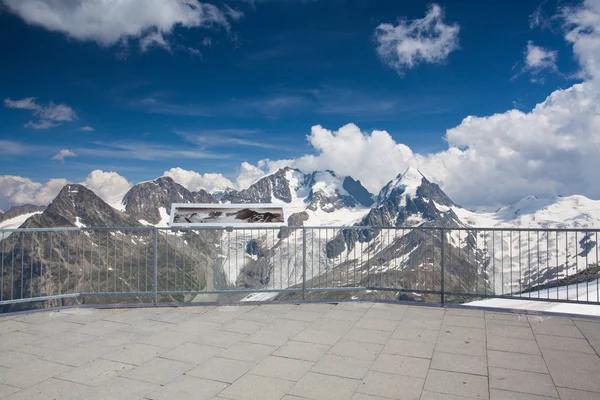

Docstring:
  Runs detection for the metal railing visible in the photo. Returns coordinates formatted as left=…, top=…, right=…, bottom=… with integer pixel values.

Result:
left=1, top=226, right=599, bottom=310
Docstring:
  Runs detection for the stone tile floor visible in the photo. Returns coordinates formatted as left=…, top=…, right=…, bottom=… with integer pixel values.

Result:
left=0, top=302, right=599, bottom=400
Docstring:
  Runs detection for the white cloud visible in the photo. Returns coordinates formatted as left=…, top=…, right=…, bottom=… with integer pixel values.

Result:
left=80, top=126, right=94, bottom=131
left=1, top=0, right=238, bottom=52
left=0, top=176, right=68, bottom=209
left=51, top=149, right=77, bottom=163
left=164, top=167, right=233, bottom=192
left=4, top=97, right=77, bottom=129
left=374, top=4, right=460, bottom=75
left=563, top=0, right=600, bottom=80
left=236, top=162, right=267, bottom=189
left=81, top=170, right=133, bottom=205
left=520, top=41, right=558, bottom=79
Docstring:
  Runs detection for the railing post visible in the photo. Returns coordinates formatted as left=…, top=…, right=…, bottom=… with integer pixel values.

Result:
left=440, top=228, right=445, bottom=306
left=153, top=228, right=158, bottom=306
left=302, top=227, right=307, bottom=301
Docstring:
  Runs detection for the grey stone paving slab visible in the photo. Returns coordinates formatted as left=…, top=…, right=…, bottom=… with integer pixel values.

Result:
left=489, top=389, right=558, bottom=399
left=371, top=353, right=430, bottom=378
left=243, top=328, right=294, bottom=346
left=445, top=308, right=484, bottom=317
left=144, top=375, right=228, bottom=400
left=160, top=342, right=222, bottom=364
left=486, top=336, right=541, bottom=355
left=485, top=323, right=535, bottom=340
left=430, top=352, right=488, bottom=376
left=288, top=371, right=360, bottom=400
left=236, top=308, right=280, bottom=323
left=220, top=318, right=265, bottom=335
left=439, top=325, right=486, bottom=342
left=534, top=334, right=595, bottom=353
left=329, top=339, right=383, bottom=361
left=546, top=364, right=600, bottom=393
left=487, top=350, right=548, bottom=374
left=435, top=336, right=487, bottom=357
left=400, top=317, right=443, bottom=331
left=309, top=317, right=355, bottom=333
left=424, top=369, right=489, bottom=400
left=442, top=315, right=486, bottom=329
left=0, top=383, right=19, bottom=398
left=250, top=355, right=314, bottom=381
left=420, top=391, right=475, bottom=399
left=42, top=344, right=110, bottom=367
left=70, top=319, right=129, bottom=336
left=122, top=357, right=195, bottom=385
left=218, top=373, right=294, bottom=400
left=0, top=359, right=72, bottom=388
left=191, top=329, right=247, bottom=348
left=342, top=327, right=391, bottom=344
left=74, top=376, right=160, bottom=400
left=362, top=304, right=407, bottom=321
left=357, top=370, right=424, bottom=400
left=292, top=328, right=345, bottom=345
left=164, top=316, right=221, bottom=334
left=529, top=321, right=584, bottom=338
left=0, top=350, right=39, bottom=368
left=101, top=342, right=165, bottom=365
left=322, top=309, right=365, bottom=322
left=137, top=330, right=194, bottom=348
left=186, top=356, right=254, bottom=383
left=391, top=326, right=439, bottom=342
left=218, top=341, right=277, bottom=364
left=384, top=338, right=436, bottom=359
left=274, top=340, right=330, bottom=362
left=3, top=377, right=89, bottom=400
left=489, top=367, right=558, bottom=398
left=56, top=358, right=134, bottom=386
left=557, top=387, right=600, bottom=400
left=0, top=319, right=32, bottom=334
left=263, top=317, right=311, bottom=334
left=0, top=331, right=45, bottom=351
left=20, top=320, right=81, bottom=337
left=281, top=310, right=324, bottom=322
left=354, top=317, right=399, bottom=332
left=311, top=354, right=373, bottom=380
left=541, top=348, right=600, bottom=371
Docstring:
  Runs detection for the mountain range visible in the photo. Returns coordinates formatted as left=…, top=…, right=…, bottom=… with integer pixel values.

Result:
left=1, top=166, right=599, bottom=309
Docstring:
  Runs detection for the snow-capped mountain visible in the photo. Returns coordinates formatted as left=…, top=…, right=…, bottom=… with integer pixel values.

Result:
left=122, top=176, right=217, bottom=226
left=0, top=204, right=45, bottom=229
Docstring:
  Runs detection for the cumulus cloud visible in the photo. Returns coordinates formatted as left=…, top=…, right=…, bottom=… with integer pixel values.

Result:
left=4, top=97, right=77, bottom=129
left=81, top=170, right=133, bottom=205
left=0, top=176, right=68, bottom=209
left=163, top=167, right=234, bottom=192
left=374, top=4, right=459, bottom=75
left=236, top=162, right=267, bottom=189
left=563, top=0, right=600, bottom=80
left=518, top=41, right=558, bottom=81
left=1, top=0, right=238, bottom=52
left=51, top=149, right=77, bottom=163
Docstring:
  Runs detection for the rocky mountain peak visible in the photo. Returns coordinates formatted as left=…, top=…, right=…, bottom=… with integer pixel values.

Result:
left=0, top=204, right=46, bottom=224
left=123, top=177, right=216, bottom=225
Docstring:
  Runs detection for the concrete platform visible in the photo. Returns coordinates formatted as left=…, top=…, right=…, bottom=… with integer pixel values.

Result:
left=1, top=303, right=599, bottom=400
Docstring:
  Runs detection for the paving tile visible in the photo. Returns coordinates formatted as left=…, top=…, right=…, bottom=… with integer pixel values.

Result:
left=263, top=318, right=311, bottom=334
left=0, top=350, right=39, bottom=368
left=0, top=319, right=32, bottom=334
left=342, top=327, right=391, bottom=344
left=489, top=389, right=558, bottom=400
left=201, top=306, right=255, bottom=323
left=573, top=320, right=600, bottom=340
left=400, top=318, right=442, bottom=331
left=250, top=355, right=314, bottom=381
left=292, top=328, right=344, bottom=345
left=123, top=357, right=195, bottom=385
left=191, top=329, right=247, bottom=348
left=439, top=325, right=486, bottom=342
left=237, top=308, right=280, bottom=323
left=445, top=308, right=484, bottom=318
left=0, top=383, right=19, bottom=398
left=329, top=339, right=383, bottom=361
left=485, top=323, right=535, bottom=340
left=333, top=302, right=373, bottom=311
left=0, top=331, right=43, bottom=351
left=371, top=353, right=430, bottom=378
left=42, top=345, right=109, bottom=367
left=486, top=336, right=540, bottom=355
left=146, top=309, right=204, bottom=324
left=144, top=375, right=227, bottom=400
left=56, top=358, right=134, bottom=386
left=357, top=371, right=424, bottom=400
left=529, top=322, right=584, bottom=338
left=20, top=320, right=81, bottom=337
left=489, top=367, right=558, bottom=398
left=294, top=303, right=336, bottom=313
left=281, top=310, right=325, bottom=322
left=137, top=330, right=194, bottom=348
left=436, top=335, right=488, bottom=357
left=74, top=376, right=160, bottom=400
left=254, top=303, right=298, bottom=314
left=546, top=365, right=600, bottom=393
left=442, top=315, right=485, bottom=329
left=557, top=387, right=600, bottom=400
left=541, top=348, right=600, bottom=371
left=420, top=391, right=476, bottom=400
left=218, top=341, right=277, bottom=364
left=311, top=354, right=373, bottom=379
left=71, top=319, right=129, bottom=336
left=351, top=394, right=393, bottom=400
left=424, top=369, right=489, bottom=400
left=354, top=317, right=399, bottom=332
left=30, top=331, right=96, bottom=351
left=242, top=328, right=293, bottom=346
left=362, top=304, right=408, bottom=321
left=309, top=317, right=355, bottom=333
left=430, top=352, right=487, bottom=376
left=0, top=359, right=72, bottom=388
left=102, top=342, right=165, bottom=365
left=160, top=342, right=221, bottom=364
left=487, top=350, right=548, bottom=374
left=274, top=340, right=330, bottom=362
left=187, top=356, right=254, bottom=383
left=288, top=372, right=360, bottom=400
left=534, top=334, right=595, bottom=354
left=219, top=374, right=293, bottom=400
left=3, top=377, right=88, bottom=400
left=391, top=326, right=439, bottom=343
left=322, top=309, right=365, bottom=322
left=384, top=338, right=435, bottom=359
left=405, top=306, right=444, bottom=319
left=164, top=317, right=221, bottom=334
left=221, top=319, right=265, bottom=335
left=527, top=316, right=574, bottom=326
left=485, top=312, right=529, bottom=325
left=117, top=319, right=172, bottom=335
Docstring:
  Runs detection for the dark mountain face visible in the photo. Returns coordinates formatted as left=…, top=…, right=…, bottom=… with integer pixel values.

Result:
left=222, top=167, right=299, bottom=204
left=21, top=184, right=140, bottom=229
left=342, top=177, right=374, bottom=207
left=123, top=177, right=217, bottom=224
left=0, top=204, right=46, bottom=224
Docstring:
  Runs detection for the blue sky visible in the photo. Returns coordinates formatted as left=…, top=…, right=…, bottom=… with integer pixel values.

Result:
left=1, top=0, right=597, bottom=208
